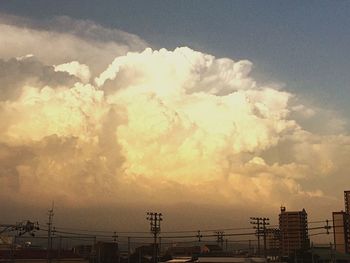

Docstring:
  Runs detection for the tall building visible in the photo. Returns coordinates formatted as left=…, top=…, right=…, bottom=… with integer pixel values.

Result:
left=345, top=191, right=350, bottom=214
left=333, top=211, right=350, bottom=254
left=279, top=206, right=309, bottom=256
left=333, top=190, right=350, bottom=254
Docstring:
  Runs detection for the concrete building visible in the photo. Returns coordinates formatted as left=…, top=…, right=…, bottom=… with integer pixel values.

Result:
left=333, top=211, right=349, bottom=254
left=279, top=206, right=309, bottom=256
left=265, top=228, right=280, bottom=257
left=345, top=191, right=350, bottom=214
left=333, top=190, right=350, bottom=254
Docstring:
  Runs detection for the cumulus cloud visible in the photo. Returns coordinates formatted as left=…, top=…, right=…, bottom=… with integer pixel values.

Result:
left=54, top=61, right=91, bottom=83
left=0, top=56, right=77, bottom=101
left=0, top=14, right=349, bottom=226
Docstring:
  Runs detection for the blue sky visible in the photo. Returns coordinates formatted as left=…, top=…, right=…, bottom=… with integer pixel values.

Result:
left=1, top=0, right=349, bottom=118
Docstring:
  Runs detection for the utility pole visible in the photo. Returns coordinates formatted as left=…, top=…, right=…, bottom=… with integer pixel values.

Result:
left=248, top=239, right=252, bottom=256
left=262, top=218, right=270, bottom=259
left=214, top=231, right=224, bottom=248
left=113, top=231, right=118, bottom=242
left=47, top=203, right=54, bottom=263
left=91, top=236, right=96, bottom=263
left=196, top=230, right=202, bottom=243
left=250, top=217, right=269, bottom=258
left=324, top=220, right=331, bottom=235
left=58, top=235, right=62, bottom=260
left=146, top=212, right=163, bottom=263
left=11, top=228, right=18, bottom=263
left=128, top=237, right=131, bottom=263
left=250, top=217, right=261, bottom=256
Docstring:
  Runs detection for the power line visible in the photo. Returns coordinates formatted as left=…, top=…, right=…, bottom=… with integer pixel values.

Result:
left=48, top=219, right=332, bottom=237
left=3, top=216, right=339, bottom=249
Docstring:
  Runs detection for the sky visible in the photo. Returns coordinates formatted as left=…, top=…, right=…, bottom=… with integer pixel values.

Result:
left=0, top=1, right=349, bottom=241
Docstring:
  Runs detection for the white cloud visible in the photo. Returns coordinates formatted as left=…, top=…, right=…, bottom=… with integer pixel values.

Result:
left=292, top=104, right=315, bottom=118
left=54, top=61, right=91, bottom=83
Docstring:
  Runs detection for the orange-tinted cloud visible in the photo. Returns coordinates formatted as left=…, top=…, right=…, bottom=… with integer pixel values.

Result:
left=0, top=15, right=348, bottom=225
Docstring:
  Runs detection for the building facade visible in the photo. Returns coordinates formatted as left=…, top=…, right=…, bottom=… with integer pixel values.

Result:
left=333, top=190, right=350, bottom=254
left=333, top=211, right=349, bottom=254
left=345, top=191, right=350, bottom=214
left=266, top=228, right=280, bottom=257
left=279, top=206, right=309, bottom=256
